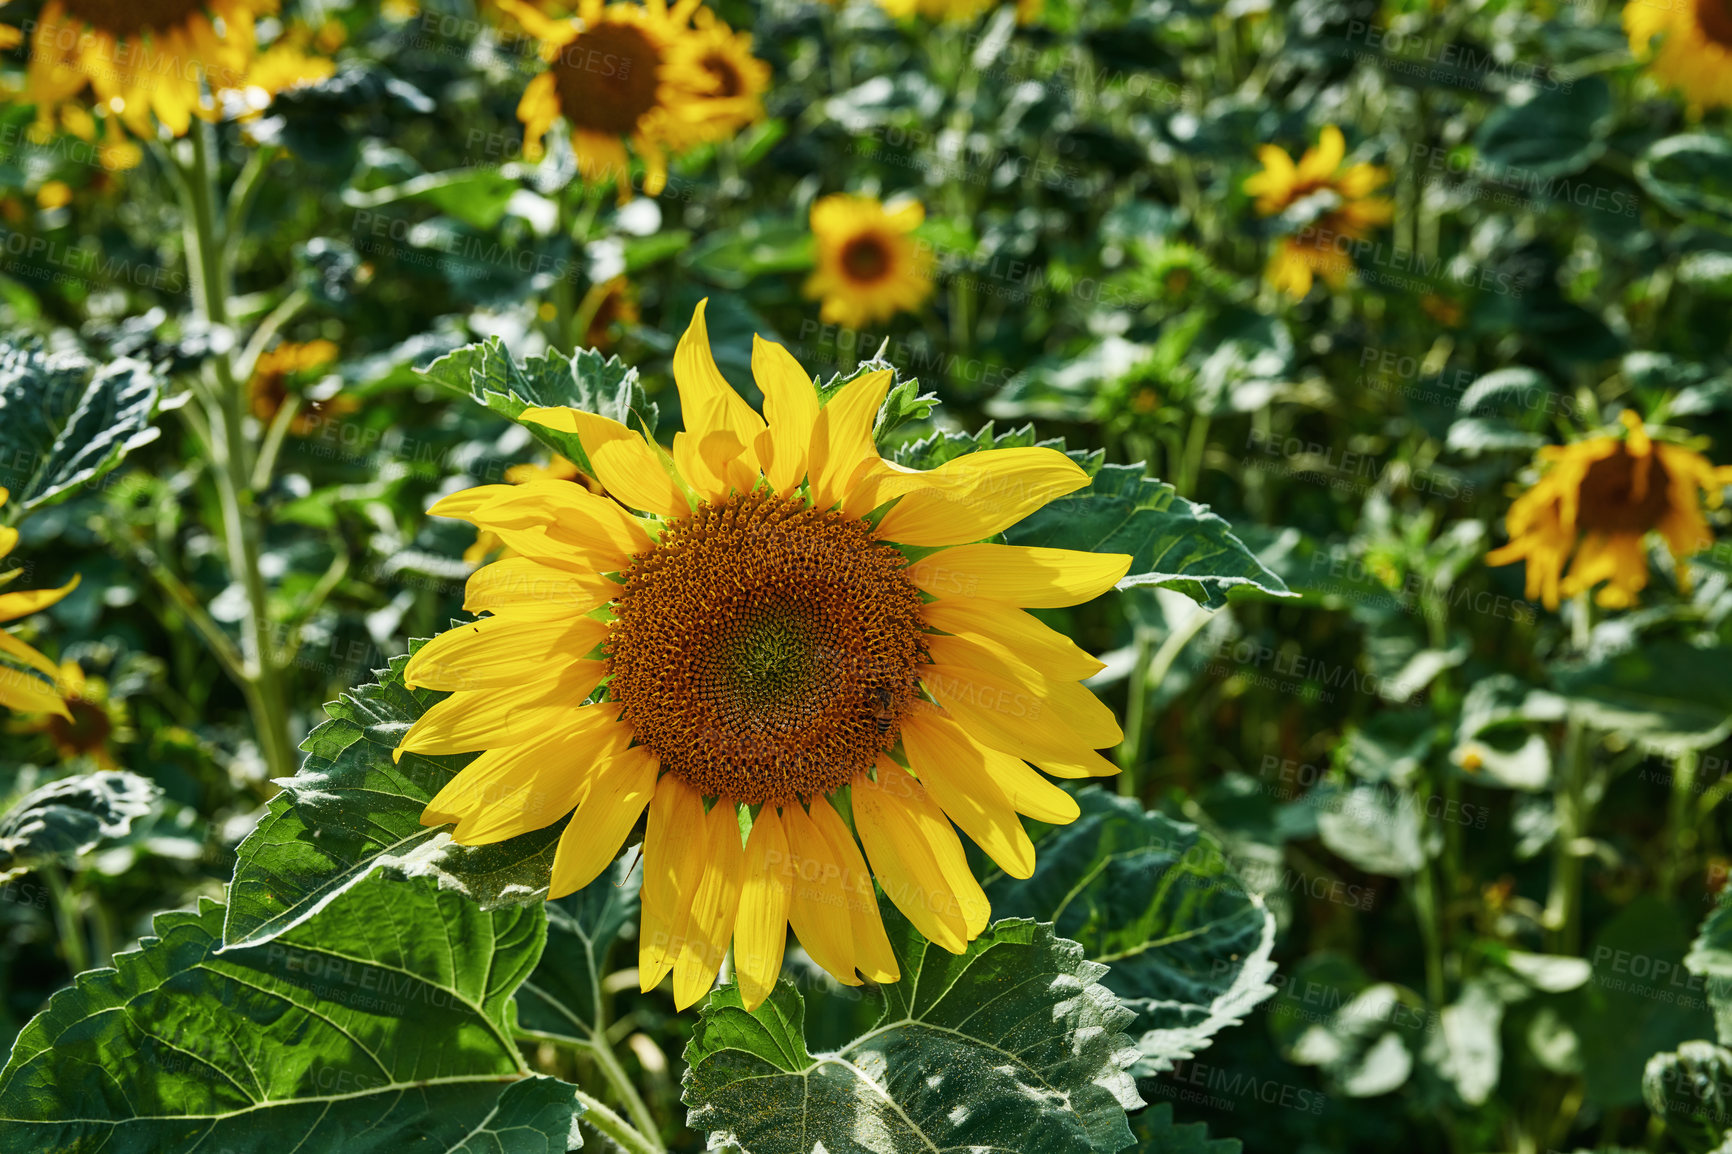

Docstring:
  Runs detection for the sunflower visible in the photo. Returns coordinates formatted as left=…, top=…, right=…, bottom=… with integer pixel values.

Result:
left=1488, top=411, right=1732, bottom=610
left=0, top=490, right=77, bottom=718
left=580, top=276, right=641, bottom=350
left=1243, top=124, right=1393, bottom=299
left=804, top=194, right=935, bottom=330
left=13, top=0, right=275, bottom=140
left=503, top=0, right=711, bottom=199
left=668, top=4, right=769, bottom=145
left=398, top=301, right=1128, bottom=1010
left=1625, top=0, right=1732, bottom=108
left=10, top=661, right=124, bottom=769
left=248, top=340, right=356, bottom=436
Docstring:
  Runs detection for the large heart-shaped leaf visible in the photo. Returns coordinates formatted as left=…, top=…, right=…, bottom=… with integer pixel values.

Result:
left=420, top=337, right=659, bottom=475
left=0, top=870, right=578, bottom=1152
left=0, top=341, right=159, bottom=512
left=0, top=771, right=160, bottom=882
left=683, top=914, right=1144, bottom=1154
left=982, top=790, right=1278, bottom=1074
left=222, top=645, right=563, bottom=949
left=1551, top=641, right=1732, bottom=753
left=1007, top=463, right=1293, bottom=608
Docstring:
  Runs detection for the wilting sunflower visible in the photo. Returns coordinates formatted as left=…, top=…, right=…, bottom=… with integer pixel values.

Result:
left=1243, top=124, right=1393, bottom=298
left=1625, top=0, right=1732, bottom=109
left=0, top=490, right=77, bottom=718
left=13, top=0, right=275, bottom=139
left=1488, top=411, right=1732, bottom=609
left=804, top=193, right=934, bottom=330
left=248, top=340, right=356, bottom=436
left=399, top=301, right=1128, bottom=1010
left=504, top=0, right=710, bottom=199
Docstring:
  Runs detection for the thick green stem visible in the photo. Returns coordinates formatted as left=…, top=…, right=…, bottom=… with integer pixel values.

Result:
left=1545, top=594, right=1594, bottom=954
left=180, top=126, right=298, bottom=783
left=43, top=868, right=89, bottom=975
left=573, top=1088, right=661, bottom=1154
left=1660, top=749, right=1699, bottom=898
left=1413, top=850, right=1447, bottom=1009
left=584, top=1032, right=666, bottom=1152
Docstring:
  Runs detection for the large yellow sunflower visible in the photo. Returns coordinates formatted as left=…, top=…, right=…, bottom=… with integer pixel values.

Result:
left=14, top=0, right=275, bottom=138
left=804, top=194, right=935, bottom=330
left=1243, top=124, right=1392, bottom=299
left=398, top=302, right=1128, bottom=1010
left=504, top=0, right=711, bottom=198
left=0, top=490, right=77, bottom=718
left=1488, top=411, right=1732, bottom=610
left=1626, top=0, right=1732, bottom=108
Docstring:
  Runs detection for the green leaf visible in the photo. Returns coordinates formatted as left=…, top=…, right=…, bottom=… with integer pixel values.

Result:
left=1129, top=1104, right=1239, bottom=1153
left=1474, top=77, right=1612, bottom=179
left=0, top=771, right=159, bottom=882
left=686, top=219, right=815, bottom=289
left=515, top=855, right=640, bottom=1045
left=342, top=168, right=525, bottom=230
left=1644, top=1040, right=1732, bottom=1154
left=1551, top=641, right=1732, bottom=753
left=0, top=341, right=159, bottom=512
left=683, top=914, right=1144, bottom=1154
left=1315, top=782, right=1429, bottom=877
left=222, top=646, right=563, bottom=950
left=1638, top=135, right=1732, bottom=232
left=1005, top=463, right=1293, bottom=608
left=982, top=790, right=1278, bottom=1074
left=1686, top=891, right=1732, bottom=1046
left=420, top=337, right=659, bottom=476
left=0, top=870, right=579, bottom=1152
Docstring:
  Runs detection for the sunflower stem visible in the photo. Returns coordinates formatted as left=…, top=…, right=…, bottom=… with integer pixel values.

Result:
left=573, top=1087, right=662, bottom=1154
left=583, top=1030, right=667, bottom=1152
left=1660, top=749, right=1699, bottom=898
left=179, top=123, right=300, bottom=785
left=43, top=867, right=89, bottom=976
left=1544, top=593, right=1595, bottom=954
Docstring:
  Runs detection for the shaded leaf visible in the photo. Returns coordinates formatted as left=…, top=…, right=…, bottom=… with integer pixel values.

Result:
left=982, top=790, right=1278, bottom=1074
left=0, top=341, right=159, bottom=511
left=0, top=870, right=577, bottom=1152
left=223, top=645, right=564, bottom=950
left=1638, top=135, right=1732, bottom=233
left=1130, top=1104, right=1240, bottom=1153
left=683, top=913, right=1143, bottom=1154
left=1551, top=641, right=1732, bottom=753
left=0, top=771, right=159, bottom=882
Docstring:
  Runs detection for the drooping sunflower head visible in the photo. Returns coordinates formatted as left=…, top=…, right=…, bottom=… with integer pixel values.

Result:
left=804, top=193, right=935, bottom=330
left=1626, top=0, right=1732, bottom=109
left=1488, top=411, right=1732, bottom=609
left=507, top=0, right=711, bottom=198
left=0, top=489, right=79, bottom=718
left=1244, top=125, right=1392, bottom=298
left=19, top=0, right=278, bottom=138
left=399, top=301, right=1130, bottom=1010
left=248, top=339, right=353, bottom=435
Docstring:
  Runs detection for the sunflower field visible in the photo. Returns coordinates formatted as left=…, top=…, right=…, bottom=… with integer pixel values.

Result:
left=2, top=0, right=1732, bottom=1149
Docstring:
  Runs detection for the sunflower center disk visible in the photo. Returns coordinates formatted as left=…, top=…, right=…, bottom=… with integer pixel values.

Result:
left=608, top=490, right=926, bottom=806
left=1696, top=0, right=1732, bottom=48
left=61, top=0, right=203, bottom=38
left=840, top=235, right=892, bottom=283
left=554, top=24, right=664, bottom=136
left=1576, top=447, right=1673, bottom=536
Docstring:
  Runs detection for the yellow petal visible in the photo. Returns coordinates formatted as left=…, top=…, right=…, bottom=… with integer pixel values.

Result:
left=901, top=710, right=1034, bottom=878
left=550, top=744, right=658, bottom=898
left=641, top=775, right=707, bottom=990
left=404, top=616, right=609, bottom=691
left=468, top=479, right=652, bottom=559
left=752, top=335, right=820, bottom=495
left=734, top=806, right=793, bottom=1010
left=0, top=624, right=64, bottom=682
left=782, top=802, right=865, bottom=985
left=907, top=544, right=1131, bottom=608
left=674, top=799, right=744, bottom=1009
left=872, top=448, right=1091, bottom=547
left=423, top=705, right=628, bottom=839
left=0, top=664, right=68, bottom=719
left=0, top=575, right=79, bottom=625
left=904, top=706, right=1078, bottom=825
left=1029, top=748, right=1122, bottom=779
left=519, top=407, right=687, bottom=517
left=395, top=675, right=600, bottom=761
left=674, top=300, right=765, bottom=497
left=919, top=664, right=1106, bottom=765
left=0, top=526, right=16, bottom=558
left=920, top=598, right=1105, bottom=680
left=805, top=797, right=899, bottom=983
left=809, top=370, right=892, bottom=509
left=465, top=557, right=619, bottom=620
left=853, top=761, right=980, bottom=953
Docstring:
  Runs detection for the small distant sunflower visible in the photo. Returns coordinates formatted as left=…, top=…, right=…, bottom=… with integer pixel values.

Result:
left=399, top=301, right=1128, bottom=1010
left=11, top=662, right=124, bottom=769
left=1488, top=411, right=1732, bottom=609
left=1625, top=0, right=1732, bottom=109
left=0, top=490, right=78, bottom=718
left=248, top=340, right=355, bottom=436
left=13, top=0, right=276, bottom=139
left=503, top=0, right=709, bottom=198
left=873, top=0, right=1043, bottom=23
left=669, top=5, right=769, bottom=144
left=804, top=194, right=934, bottom=329
left=580, top=276, right=641, bottom=350
left=1244, top=124, right=1392, bottom=299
